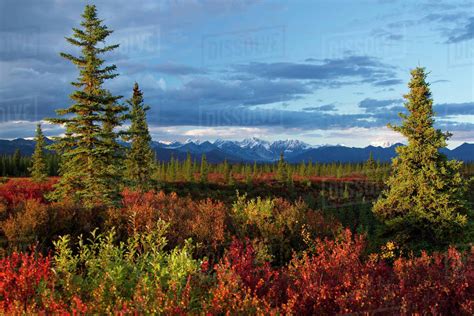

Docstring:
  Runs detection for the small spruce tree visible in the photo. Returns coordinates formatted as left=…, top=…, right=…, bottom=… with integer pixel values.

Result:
left=373, top=67, right=469, bottom=250
left=276, top=152, right=288, bottom=182
left=200, top=154, right=208, bottom=183
left=365, top=152, right=376, bottom=180
left=223, top=159, right=230, bottom=184
left=29, top=124, right=48, bottom=182
left=124, top=83, right=155, bottom=191
left=184, top=152, right=193, bottom=182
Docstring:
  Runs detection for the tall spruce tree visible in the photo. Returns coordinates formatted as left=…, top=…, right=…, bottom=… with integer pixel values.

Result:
left=124, top=83, right=155, bottom=190
left=373, top=67, right=469, bottom=250
left=47, top=5, right=125, bottom=207
left=29, top=124, right=48, bottom=182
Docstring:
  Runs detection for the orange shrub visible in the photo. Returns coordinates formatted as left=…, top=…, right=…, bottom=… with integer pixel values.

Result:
left=1, top=199, right=49, bottom=247
left=109, top=189, right=228, bottom=253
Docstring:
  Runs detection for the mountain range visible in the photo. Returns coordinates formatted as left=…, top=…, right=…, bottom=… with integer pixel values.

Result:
left=0, top=137, right=473, bottom=163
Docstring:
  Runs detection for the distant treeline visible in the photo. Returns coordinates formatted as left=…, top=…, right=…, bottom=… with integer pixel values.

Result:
left=0, top=150, right=59, bottom=177
left=2, top=149, right=473, bottom=181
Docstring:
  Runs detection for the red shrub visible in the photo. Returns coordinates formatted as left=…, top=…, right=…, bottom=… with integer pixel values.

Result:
left=0, top=179, right=54, bottom=209
left=207, top=238, right=282, bottom=314
left=394, top=246, right=474, bottom=314
left=284, top=229, right=397, bottom=314
left=0, top=250, right=54, bottom=312
left=114, top=189, right=227, bottom=251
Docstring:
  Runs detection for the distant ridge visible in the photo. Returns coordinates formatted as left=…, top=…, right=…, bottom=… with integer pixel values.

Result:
left=1, top=137, right=473, bottom=163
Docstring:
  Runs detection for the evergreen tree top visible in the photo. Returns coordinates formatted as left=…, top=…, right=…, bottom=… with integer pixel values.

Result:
left=390, top=67, right=448, bottom=150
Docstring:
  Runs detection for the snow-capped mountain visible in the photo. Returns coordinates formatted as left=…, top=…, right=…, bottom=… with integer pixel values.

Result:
left=149, top=137, right=313, bottom=162
left=161, top=137, right=313, bottom=161
left=1, top=138, right=473, bottom=163
left=270, top=139, right=311, bottom=153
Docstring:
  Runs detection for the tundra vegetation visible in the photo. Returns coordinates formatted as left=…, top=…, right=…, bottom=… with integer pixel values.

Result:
left=0, top=5, right=472, bottom=315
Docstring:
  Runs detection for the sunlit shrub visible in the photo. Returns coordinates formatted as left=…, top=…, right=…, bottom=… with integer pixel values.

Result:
left=284, top=229, right=398, bottom=314
left=394, top=246, right=474, bottom=314
left=0, top=179, right=54, bottom=210
left=1, top=199, right=48, bottom=247
left=1, top=198, right=106, bottom=249
left=231, top=192, right=340, bottom=264
left=0, top=249, right=58, bottom=313
left=206, top=238, right=282, bottom=314
left=53, top=220, right=200, bottom=314
left=110, top=189, right=227, bottom=255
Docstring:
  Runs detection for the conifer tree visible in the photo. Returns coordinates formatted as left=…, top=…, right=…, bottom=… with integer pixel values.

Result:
left=200, top=154, right=208, bottom=183
left=343, top=183, right=350, bottom=200
left=245, top=164, right=252, bottom=186
left=228, top=171, right=235, bottom=186
left=252, top=161, right=258, bottom=178
left=124, top=83, right=155, bottom=190
left=29, top=124, right=48, bottom=182
left=47, top=5, right=125, bottom=207
left=167, top=157, right=176, bottom=182
left=12, top=149, right=21, bottom=176
left=276, top=152, right=288, bottom=182
left=223, top=159, right=230, bottom=184
left=184, top=152, right=193, bottom=182
left=365, top=152, right=376, bottom=180
left=373, top=67, right=469, bottom=250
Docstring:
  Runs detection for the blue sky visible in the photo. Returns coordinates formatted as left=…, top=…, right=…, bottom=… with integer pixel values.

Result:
left=0, top=0, right=472, bottom=147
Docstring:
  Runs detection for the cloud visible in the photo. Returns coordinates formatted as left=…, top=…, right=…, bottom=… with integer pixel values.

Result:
left=302, top=104, right=336, bottom=112
left=434, top=102, right=474, bottom=115
left=371, top=28, right=404, bottom=41
left=183, top=127, right=268, bottom=139
left=359, top=98, right=403, bottom=110
left=446, top=17, right=474, bottom=43
left=382, top=3, right=472, bottom=45
left=123, top=62, right=207, bottom=75
left=233, top=55, right=400, bottom=86
left=0, top=120, right=64, bottom=139
left=431, top=79, right=450, bottom=84
left=373, top=79, right=403, bottom=86
left=0, top=0, right=471, bottom=144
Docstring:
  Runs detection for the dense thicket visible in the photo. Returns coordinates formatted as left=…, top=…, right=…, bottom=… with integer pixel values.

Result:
left=0, top=180, right=472, bottom=315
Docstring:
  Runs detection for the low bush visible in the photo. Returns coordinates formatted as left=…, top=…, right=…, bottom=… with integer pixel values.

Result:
left=0, top=226, right=472, bottom=314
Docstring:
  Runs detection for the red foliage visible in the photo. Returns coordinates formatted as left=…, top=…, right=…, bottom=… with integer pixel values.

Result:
left=208, top=231, right=473, bottom=315
left=394, top=247, right=474, bottom=314
left=0, top=178, right=54, bottom=208
left=116, top=189, right=227, bottom=251
left=0, top=249, right=53, bottom=312
left=221, top=238, right=283, bottom=300
left=207, top=238, right=282, bottom=314
left=284, top=229, right=398, bottom=314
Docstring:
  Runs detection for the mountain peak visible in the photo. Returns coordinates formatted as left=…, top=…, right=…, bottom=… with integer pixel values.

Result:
left=239, top=137, right=271, bottom=149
